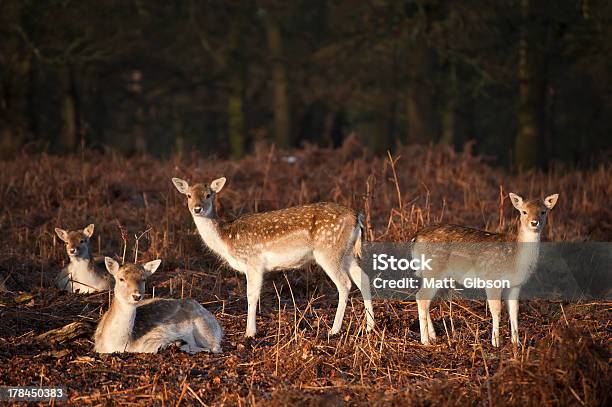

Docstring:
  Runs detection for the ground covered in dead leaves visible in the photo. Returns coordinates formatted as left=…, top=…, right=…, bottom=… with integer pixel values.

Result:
left=0, top=141, right=610, bottom=405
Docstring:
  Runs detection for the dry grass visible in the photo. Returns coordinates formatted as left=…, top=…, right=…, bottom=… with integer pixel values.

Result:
left=0, top=139, right=610, bottom=406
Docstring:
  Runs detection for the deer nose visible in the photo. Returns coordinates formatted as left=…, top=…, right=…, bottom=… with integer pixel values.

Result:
left=193, top=206, right=203, bottom=214
left=530, top=220, right=539, bottom=227
left=132, top=293, right=142, bottom=301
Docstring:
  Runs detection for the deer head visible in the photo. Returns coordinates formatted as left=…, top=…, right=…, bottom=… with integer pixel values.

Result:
left=509, top=192, right=559, bottom=235
left=104, top=257, right=161, bottom=304
left=55, top=224, right=95, bottom=258
left=172, top=177, right=226, bottom=218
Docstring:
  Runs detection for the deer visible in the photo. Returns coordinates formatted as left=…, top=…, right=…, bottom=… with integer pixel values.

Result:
left=55, top=224, right=111, bottom=293
left=94, top=258, right=223, bottom=354
left=171, top=176, right=375, bottom=338
left=411, top=192, right=559, bottom=347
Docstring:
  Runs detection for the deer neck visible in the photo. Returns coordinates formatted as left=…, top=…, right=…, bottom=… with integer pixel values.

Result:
left=67, top=253, right=91, bottom=277
left=69, top=250, right=91, bottom=264
left=515, top=226, right=541, bottom=277
left=99, top=298, right=136, bottom=352
left=517, top=226, right=541, bottom=244
left=192, top=214, right=231, bottom=259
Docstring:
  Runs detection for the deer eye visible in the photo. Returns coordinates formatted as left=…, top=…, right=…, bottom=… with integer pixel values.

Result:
left=541, top=211, right=546, bottom=215
left=119, top=278, right=125, bottom=282
left=205, top=193, right=211, bottom=199
left=187, top=194, right=192, bottom=198
left=522, top=211, right=527, bottom=215
left=80, top=239, right=84, bottom=244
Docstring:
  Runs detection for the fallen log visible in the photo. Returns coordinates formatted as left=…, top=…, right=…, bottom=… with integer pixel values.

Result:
left=35, top=321, right=95, bottom=345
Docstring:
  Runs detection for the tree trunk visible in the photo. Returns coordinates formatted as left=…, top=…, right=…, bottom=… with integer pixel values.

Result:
left=263, top=12, right=290, bottom=148
left=227, top=6, right=248, bottom=158
left=516, top=0, right=545, bottom=170
left=228, top=77, right=246, bottom=158
left=441, top=10, right=457, bottom=147
left=406, top=40, right=436, bottom=145
left=59, top=64, right=78, bottom=152
left=0, top=3, right=30, bottom=158
left=441, top=61, right=456, bottom=146
left=0, top=59, right=30, bottom=157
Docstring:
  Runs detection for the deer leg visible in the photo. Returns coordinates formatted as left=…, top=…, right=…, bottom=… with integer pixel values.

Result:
left=416, top=287, right=439, bottom=345
left=245, top=266, right=263, bottom=338
left=486, top=287, right=502, bottom=347
left=427, top=311, right=436, bottom=340
left=315, top=252, right=352, bottom=336
left=506, top=286, right=520, bottom=346
left=347, top=256, right=375, bottom=331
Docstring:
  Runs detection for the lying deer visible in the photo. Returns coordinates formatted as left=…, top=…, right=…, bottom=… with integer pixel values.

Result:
left=412, top=192, right=559, bottom=347
left=94, top=258, right=222, bottom=354
left=172, top=177, right=374, bottom=337
left=55, top=224, right=111, bottom=293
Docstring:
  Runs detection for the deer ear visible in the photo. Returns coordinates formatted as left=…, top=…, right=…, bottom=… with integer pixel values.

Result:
left=105, top=257, right=120, bottom=276
left=83, top=224, right=95, bottom=238
left=172, top=178, right=189, bottom=194
left=508, top=193, right=524, bottom=210
left=544, top=193, right=559, bottom=210
left=210, top=177, right=226, bottom=193
left=142, top=259, right=162, bottom=277
left=55, top=228, right=69, bottom=242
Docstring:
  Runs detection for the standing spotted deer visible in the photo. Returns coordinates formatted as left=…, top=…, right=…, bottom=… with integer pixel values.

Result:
left=172, top=177, right=375, bottom=337
left=412, top=193, right=559, bottom=347
left=55, top=224, right=111, bottom=293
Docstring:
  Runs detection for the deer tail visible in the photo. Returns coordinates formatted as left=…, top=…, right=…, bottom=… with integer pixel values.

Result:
left=353, top=213, right=365, bottom=258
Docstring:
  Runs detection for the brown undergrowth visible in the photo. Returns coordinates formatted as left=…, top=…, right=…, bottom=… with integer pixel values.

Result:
left=0, top=140, right=610, bottom=405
